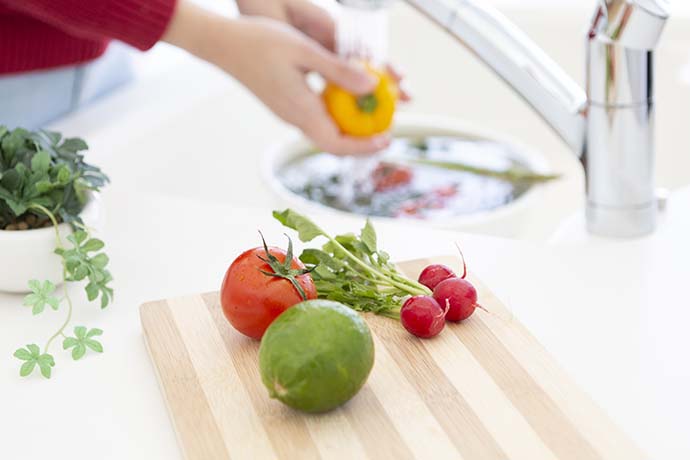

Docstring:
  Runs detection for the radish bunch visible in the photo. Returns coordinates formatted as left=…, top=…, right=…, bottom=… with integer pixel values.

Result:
left=400, top=251, right=480, bottom=338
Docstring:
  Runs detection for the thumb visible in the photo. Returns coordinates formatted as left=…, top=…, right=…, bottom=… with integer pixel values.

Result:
left=303, top=45, right=377, bottom=94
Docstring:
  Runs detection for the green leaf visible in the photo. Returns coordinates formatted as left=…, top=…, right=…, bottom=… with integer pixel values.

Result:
left=14, top=345, right=53, bottom=378
left=85, top=282, right=99, bottom=301
left=71, top=344, right=86, bottom=360
left=41, top=280, right=55, bottom=292
left=74, top=326, right=87, bottom=339
left=67, top=230, right=88, bottom=246
left=81, top=238, right=104, bottom=252
left=272, top=209, right=324, bottom=242
left=26, top=344, right=40, bottom=356
left=40, top=129, right=61, bottom=145
left=0, top=168, right=21, bottom=190
left=37, top=354, right=54, bottom=378
left=1, top=129, right=26, bottom=159
left=59, top=138, right=88, bottom=153
left=299, top=248, right=345, bottom=270
left=13, top=348, right=32, bottom=361
left=62, top=337, right=78, bottom=349
left=23, top=280, right=59, bottom=315
left=90, top=253, right=109, bottom=269
left=30, top=151, right=51, bottom=174
left=84, top=339, right=103, bottom=353
left=34, top=180, right=54, bottom=193
left=47, top=297, right=60, bottom=310
left=20, top=360, right=36, bottom=377
left=86, top=328, right=103, bottom=338
left=3, top=197, right=27, bottom=216
left=22, top=293, right=40, bottom=307
left=313, top=264, right=337, bottom=280
left=360, top=219, right=377, bottom=254
left=56, top=165, right=71, bottom=184
left=27, top=280, right=41, bottom=292
left=63, top=327, right=103, bottom=360
left=72, top=264, right=89, bottom=281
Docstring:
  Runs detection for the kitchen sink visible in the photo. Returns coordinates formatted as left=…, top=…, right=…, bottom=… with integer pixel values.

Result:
left=263, top=113, right=571, bottom=238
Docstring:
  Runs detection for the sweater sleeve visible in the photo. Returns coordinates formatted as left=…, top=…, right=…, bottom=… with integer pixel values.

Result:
left=0, top=0, right=177, bottom=50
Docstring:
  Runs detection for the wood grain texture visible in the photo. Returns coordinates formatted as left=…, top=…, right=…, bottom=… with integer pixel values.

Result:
left=141, top=257, right=647, bottom=460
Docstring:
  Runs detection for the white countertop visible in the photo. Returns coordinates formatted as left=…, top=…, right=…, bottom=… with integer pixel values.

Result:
left=1, top=184, right=690, bottom=459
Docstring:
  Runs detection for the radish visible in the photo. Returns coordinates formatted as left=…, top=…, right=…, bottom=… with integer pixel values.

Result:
left=400, top=296, right=447, bottom=338
left=426, top=244, right=482, bottom=322
left=433, top=278, right=478, bottom=322
left=418, top=264, right=456, bottom=291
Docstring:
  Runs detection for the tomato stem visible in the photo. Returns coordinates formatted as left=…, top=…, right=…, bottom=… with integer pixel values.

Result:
left=257, top=232, right=313, bottom=301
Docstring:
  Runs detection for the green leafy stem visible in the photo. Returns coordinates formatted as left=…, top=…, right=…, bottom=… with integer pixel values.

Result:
left=274, top=209, right=431, bottom=319
left=13, top=204, right=112, bottom=379
left=396, top=157, right=561, bottom=185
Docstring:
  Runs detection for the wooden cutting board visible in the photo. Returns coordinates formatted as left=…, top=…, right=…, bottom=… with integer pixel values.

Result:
left=140, top=256, right=646, bottom=460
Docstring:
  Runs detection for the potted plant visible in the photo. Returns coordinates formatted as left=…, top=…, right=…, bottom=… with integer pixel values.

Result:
left=0, top=126, right=114, bottom=379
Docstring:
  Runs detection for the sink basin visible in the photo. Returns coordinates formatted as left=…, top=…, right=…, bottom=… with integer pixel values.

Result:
left=263, top=114, right=571, bottom=237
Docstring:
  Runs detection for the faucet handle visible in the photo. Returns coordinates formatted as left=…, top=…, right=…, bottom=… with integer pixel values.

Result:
left=591, top=0, right=669, bottom=50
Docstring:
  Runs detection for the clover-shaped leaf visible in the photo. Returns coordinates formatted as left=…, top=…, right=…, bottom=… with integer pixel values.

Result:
left=23, top=280, right=60, bottom=315
left=63, top=326, right=103, bottom=360
left=14, top=344, right=55, bottom=378
left=66, top=230, right=88, bottom=246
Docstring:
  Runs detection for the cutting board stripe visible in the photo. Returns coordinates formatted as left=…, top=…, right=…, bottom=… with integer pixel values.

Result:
left=455, top=316, right=600, bottom=460
left=375, top=321, right=508, bottom=460
left=474, top=297, right=647, bottom=460
left=422, top=323, right=560, bottom=460
left=341, top=386, right=416, bottom=459
left=200, top=292, right=323, bottom=460
left=168, top=296, right=276, bottom=459
left=141, top=301, right=231, bottom=460
left=368, top=334, right=463, bottom=460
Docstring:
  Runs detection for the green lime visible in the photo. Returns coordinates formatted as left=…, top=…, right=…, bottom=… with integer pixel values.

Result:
left=258, top=300, right=375, bottom=413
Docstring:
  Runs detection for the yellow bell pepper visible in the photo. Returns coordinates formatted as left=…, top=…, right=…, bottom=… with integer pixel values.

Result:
left=323, top=66, right=398, bottom=137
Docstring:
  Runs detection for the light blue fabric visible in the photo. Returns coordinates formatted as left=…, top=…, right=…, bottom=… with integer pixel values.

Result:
left=0, top=44, right=133, bottom=129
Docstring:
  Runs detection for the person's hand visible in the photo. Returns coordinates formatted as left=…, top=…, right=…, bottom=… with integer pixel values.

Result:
left=237, top=0, right=410, bottom=101
left=219, top=17, right=396, bottom=155
left=236, top=0, right=337, bottom=51
left=163, top=2, right=393, bottom=155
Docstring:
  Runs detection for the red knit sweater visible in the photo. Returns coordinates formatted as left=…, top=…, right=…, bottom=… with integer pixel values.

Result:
left=0, top=0, right=177, bottom=75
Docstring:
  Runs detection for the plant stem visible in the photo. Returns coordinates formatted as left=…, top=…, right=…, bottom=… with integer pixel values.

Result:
left=29, top=204, right=63, bottom=249
left=381, top=267, right=431, bottom=294
left=29, top=204, right=73, bottom=353
left=328, top=237, right=428, bottom=295
left=44, top=296, right=72, bottom=353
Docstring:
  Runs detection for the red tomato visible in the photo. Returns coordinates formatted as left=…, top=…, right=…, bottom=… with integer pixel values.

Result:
left=372, top=163, right=413, bottom=192
left=220, top=246, right=317, bottom=339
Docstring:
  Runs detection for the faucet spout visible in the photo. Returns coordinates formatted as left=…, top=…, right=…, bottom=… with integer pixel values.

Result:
left=405, top=0, right=668, bottom=237
left=405, top=0, right=588, bottom=156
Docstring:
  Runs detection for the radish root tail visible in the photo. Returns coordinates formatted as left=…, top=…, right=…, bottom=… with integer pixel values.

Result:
left=454, top=242, right=467, bottom=279
left=475, top=303, right=489, bottom=314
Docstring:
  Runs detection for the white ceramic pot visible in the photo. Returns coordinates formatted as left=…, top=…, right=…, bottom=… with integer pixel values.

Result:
left=263, top=114, right=555, bottom=237
left=0, top=193, right=102, bottom=293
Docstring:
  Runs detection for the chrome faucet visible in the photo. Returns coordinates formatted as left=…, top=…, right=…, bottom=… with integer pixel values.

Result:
left=400, top=0, right=670, bottom=237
